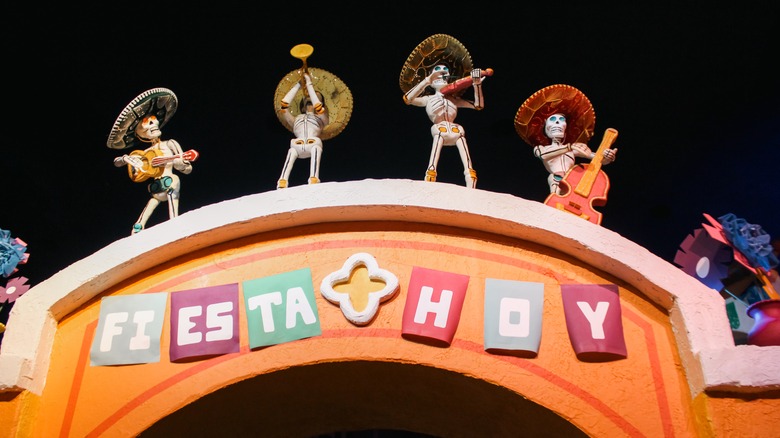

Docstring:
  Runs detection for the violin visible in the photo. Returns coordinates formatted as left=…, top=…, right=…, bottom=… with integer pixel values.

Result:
left=544, top=128, right=618, bottom=225
left=440, top=68, right=493, bottom=96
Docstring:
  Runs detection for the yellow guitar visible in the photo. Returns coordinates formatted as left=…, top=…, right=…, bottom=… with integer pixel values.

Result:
left=126, top=149, right=199, bottom=183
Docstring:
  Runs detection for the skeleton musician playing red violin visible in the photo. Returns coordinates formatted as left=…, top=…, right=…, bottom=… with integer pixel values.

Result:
left=107, top=88, right=198, bottom=235
left=400, top=34, right=493, bottom=189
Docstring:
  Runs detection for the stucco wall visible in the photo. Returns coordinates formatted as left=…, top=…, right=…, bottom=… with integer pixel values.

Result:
left=1, top=180, right=778, bottom=437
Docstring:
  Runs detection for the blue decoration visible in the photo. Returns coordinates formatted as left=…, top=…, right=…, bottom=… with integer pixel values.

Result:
left=718, top=213, right=778, bottom=273
left=0, top=229, right=27, bottom=278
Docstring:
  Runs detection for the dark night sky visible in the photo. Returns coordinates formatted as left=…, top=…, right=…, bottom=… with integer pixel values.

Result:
left=3, top=5, right=778, bottom=288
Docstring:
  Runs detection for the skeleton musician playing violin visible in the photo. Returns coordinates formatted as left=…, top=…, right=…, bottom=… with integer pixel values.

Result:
left=107, top=88, right=198, bottom=235
left=400, top=34, right=492, bottom=189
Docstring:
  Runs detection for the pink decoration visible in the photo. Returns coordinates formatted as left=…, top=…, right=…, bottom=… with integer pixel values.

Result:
left=746, top=299, right=780, bottom=346
left=402, top=266, right=469, bottom=346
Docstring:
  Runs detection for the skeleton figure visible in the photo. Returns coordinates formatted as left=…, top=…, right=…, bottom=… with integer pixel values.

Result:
left=403, top=64, right=485, bottom=188
left=277, top=72, right=329, bottom=189
left=534, top=113, right=617, bottom=195
left=113, top=115, right=193, bottom=234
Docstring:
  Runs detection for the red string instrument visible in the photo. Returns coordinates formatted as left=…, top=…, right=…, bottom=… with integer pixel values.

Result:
left=544, top=128, right=618, bottom=225
left=440, top=68, right=493, bottom=96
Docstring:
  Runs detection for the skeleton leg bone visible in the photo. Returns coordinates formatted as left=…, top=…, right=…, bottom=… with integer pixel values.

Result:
left=455, top=138, right=477, bottom=188
left=426, top=132, right=445, bottom=182
left=308, top=144, right=322, bottom=184
left=278, top=148, right=300, bottom=189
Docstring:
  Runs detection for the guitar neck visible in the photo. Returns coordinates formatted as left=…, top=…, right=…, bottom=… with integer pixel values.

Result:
left=573, top=128, right=618, bottom=197
left=151, top=156, right=178, bottom=166
left=150, top=150, right=199, bottom=168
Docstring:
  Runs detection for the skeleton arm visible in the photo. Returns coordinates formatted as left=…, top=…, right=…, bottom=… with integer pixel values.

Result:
left=168, top=139, right=193, bottom=174
left=282, top=80, right=302, bottom=107
left=447, top=69, right=486, bottom=110
left=572, top=143, right=618, bottom=163
left=403, top=70, right=445, bottom=106
left=533, top=142, right=574, bottom=161
left=302, top=73, right=329, bottom=126
left=302, top=73, right=325, bottom=116
left=470, top=68, right=485, bottom=110
left=113, top=154, right=142, bottom=170
left=569, top=142, right=594, bottom=159
left=279, top=80, right=303, bottom=125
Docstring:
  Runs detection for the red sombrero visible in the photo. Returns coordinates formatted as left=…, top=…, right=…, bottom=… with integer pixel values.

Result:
left=514, top=84, right=595, bottom=147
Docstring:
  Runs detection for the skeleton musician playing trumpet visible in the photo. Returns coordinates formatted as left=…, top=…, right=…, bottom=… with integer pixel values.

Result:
left=274, top=44, right=353, bottom=189
left=400, top=34, right=492, bottom=188
left=107, top=88, right=198, bottom=234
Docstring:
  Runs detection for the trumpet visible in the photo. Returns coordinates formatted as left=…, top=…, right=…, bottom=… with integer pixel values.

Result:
left=290, top=43, right=313, bottom=77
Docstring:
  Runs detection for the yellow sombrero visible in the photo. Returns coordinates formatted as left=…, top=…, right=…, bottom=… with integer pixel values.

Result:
left=274, top=66, right=353, bottom=141
left=399, top=34, right=473, bottom=97
left=514, top=84, right=595, bottom=147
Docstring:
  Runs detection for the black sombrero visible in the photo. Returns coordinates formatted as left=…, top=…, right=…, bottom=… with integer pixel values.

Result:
left=106, top=88, right=178, bottom=150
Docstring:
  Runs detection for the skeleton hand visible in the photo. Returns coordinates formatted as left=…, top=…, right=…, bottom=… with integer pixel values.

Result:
left=173, top=157, right=193, bottom=174
left=471, top=68, right=483, bottom=85
left=603, top=148, right=618, bottom=164
left=114, top=154, right=143, bottom=170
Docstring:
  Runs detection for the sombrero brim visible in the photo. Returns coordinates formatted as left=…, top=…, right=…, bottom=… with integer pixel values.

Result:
left=514, top=84, right=595, bottom=147
left=274, top=67, right=353, bottom=141
left=106, top=88, right=178, bottom=150
left=399, top=34, right=473, bottom=97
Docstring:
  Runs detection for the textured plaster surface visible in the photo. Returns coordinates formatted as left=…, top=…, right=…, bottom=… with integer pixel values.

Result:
left=0, top=179, right=776, bottom=396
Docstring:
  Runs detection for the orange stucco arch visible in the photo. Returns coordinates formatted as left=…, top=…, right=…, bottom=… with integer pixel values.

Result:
left=1, top=180, right=778, bottom=437
left=29, top=222, right=692, bottom=437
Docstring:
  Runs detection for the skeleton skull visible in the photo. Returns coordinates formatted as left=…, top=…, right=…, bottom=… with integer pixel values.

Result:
left=430, top=64, right=451, bottom=89
left=135, top=115, right=162, bottom=141
left=544, top=114, right=566, bottom=141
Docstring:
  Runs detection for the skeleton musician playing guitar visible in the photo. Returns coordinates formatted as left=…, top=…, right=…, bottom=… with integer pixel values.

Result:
left=107, top=88, right=199, bottom=234
left=515, top=84, right=618, bottom=225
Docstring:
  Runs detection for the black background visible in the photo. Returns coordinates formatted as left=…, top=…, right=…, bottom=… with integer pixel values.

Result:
left=3, top=5, right=778, bottom=289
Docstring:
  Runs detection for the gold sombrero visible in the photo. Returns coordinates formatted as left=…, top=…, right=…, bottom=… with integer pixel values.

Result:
left=514, top=84, right=595, bottom=147
left=106, top=88, right=178, bottom=150
left=274, top=67, right=353, bottom=141
left=399, top=34, right=473, bottom=97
